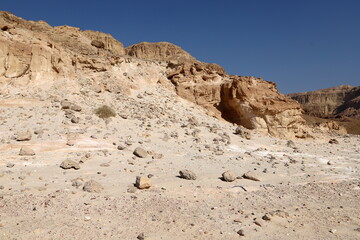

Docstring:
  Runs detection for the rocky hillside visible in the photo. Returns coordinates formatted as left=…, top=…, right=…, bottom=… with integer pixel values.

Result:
left=0, top=11, right=310, bottom=138
left=288, top=85, right=360, bottom=119
left=1, top=11, right=360, bottom=240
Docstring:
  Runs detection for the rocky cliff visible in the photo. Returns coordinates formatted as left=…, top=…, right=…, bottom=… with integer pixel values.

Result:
left=0, top=11, right=309, bottom=138
left=288, top=85, right=360, bottom=119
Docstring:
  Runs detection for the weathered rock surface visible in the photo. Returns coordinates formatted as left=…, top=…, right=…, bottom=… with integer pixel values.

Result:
left=0, top=11, right=125, bottom=86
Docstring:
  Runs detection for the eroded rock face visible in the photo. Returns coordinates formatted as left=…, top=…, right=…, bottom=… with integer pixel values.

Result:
left=165, top=61, right=308, bottom=138
left=0, top=11, right=126, bottom=87
left=125, top=42, right=196, bottom=62
left=288, top=85, right=360, bottom=119
left=219, top=76, right=307, bottom=138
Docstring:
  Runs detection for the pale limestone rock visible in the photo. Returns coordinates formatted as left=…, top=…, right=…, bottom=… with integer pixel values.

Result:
left=83, top=180, right=103, bottom=193
left=222, top=170, right=236, bottom=182
left=16, top=131, right=32, bottom=141
left=19, top=146, right=35, bottom=156
left=179, top=170, right=197, bottom=180
left=133, top=147, right=148, bottom=158
left=243, top=171, right=261, bottom=181
left=60, top=160, right=80, bottom=170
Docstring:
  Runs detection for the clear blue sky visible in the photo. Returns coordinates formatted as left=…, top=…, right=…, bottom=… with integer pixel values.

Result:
left=2, top=0, right=360, bottom=93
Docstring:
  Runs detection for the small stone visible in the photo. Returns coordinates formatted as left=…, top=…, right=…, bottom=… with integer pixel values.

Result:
left=66, top=140, right=75, bottom=146
left=34, top=129, right=44, bottom=135
left=329, top=229, right=337, bottom=234
left=237, top=229, right=245, bottom=236
left=234, top=126, right=251, bottom=140
left=222, top=170, right=236, bottom=182
left=60, top=160, right=80, bottom=170
left=262, top=214, right=271, bottom=221
left=286, top=140, right=296, bottom=148
left=83, top=180, right=103, bottom=193
left=117, top=145, right=126, bottom=150
left=147, top=174, right=154, bottom=179
left=60, top=100, right=71, bottom=109
left=6, top=163, right=15, bottom=168
left=179, top=170, right=197, bottom=180
left=84, top=216, right=91, bottom=221
left=71, top=178, right=84, bottom=187
left=71, top=117, right=80, bottom=123
left=329, top=139, right=339, bottom=144
left=243, top=171, right=261, bottom=181
left=19, top=146, right=35, bottom=156
left=327, top=161, right=333, bottom=165
left=254, top=220, right=262, bottom=227
left=133, top=147, right=148, bottom=158
left=135, top=176, right=152, bottom=189
left=152, top=153, right=164, bottom=159
left=125, top=140, right=133, bottom=146
left=70, top=104, right=82, bottom=112
left=137, top=233, right=145, bottom=240
left=127, top=186, right=137, bottom=193
left=16, top=131, right=32, bottom=141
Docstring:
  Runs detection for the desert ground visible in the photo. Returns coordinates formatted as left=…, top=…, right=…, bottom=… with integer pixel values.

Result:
left=1, top=85, right=359, bottom=240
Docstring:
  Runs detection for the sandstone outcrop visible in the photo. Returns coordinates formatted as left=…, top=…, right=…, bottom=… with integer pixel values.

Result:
left=165, top=61, right=307, bottom=138
left=0, top=11, right=309, bottom=138
left=0, top=11, right=126, bottom=87
left=288, top=85, right=360, bottom=119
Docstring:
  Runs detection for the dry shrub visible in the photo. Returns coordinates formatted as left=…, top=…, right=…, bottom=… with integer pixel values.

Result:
left=95, top=105, right=116, bottom=119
